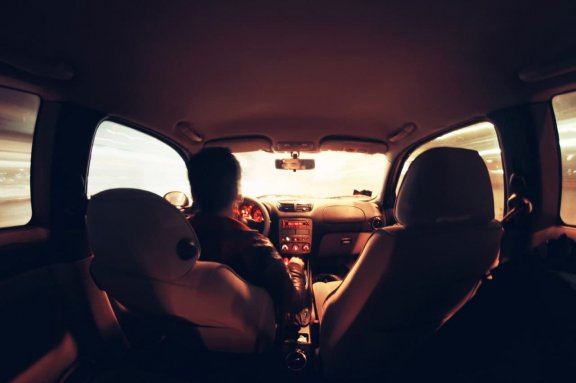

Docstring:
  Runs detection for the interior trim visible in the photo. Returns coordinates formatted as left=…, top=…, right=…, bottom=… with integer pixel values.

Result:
left=0, top=227, right=49, bottom=247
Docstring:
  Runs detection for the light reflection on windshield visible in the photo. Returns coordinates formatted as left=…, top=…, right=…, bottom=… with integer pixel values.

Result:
left=234, top=151, right=388, bottom=199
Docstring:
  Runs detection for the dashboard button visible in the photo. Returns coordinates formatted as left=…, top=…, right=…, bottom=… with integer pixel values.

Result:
left=292, top=244, right=300, bottom=252
left=281, top=244, right=289, bottom=252
left=302, top=244, right=310, bottom=252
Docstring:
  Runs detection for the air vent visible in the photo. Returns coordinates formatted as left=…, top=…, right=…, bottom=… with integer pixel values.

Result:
left=278, top=202, right=313, bottom=212
left=296, top=203, right=313, bottom=212
left=278, top=202, right=296, bottom=212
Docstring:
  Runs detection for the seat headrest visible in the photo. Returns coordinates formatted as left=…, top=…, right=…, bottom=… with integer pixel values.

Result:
left=396, top=147, right=494, bottom=226
left=86, top=188, right=200, bottom=281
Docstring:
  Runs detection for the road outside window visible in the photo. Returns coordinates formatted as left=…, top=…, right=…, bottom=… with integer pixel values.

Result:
left=87, top=121, right=191, bottom=199
left=235, top=151, right=388, bottom=200
left=398, top=122, right=505, bottom=220
left=553, top=92, right=576, bottom=225
left=0, top=88, right=40, bottom=228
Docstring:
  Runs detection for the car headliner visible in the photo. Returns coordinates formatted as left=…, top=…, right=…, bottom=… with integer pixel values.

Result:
left=1, top=0, right=575, bottom=154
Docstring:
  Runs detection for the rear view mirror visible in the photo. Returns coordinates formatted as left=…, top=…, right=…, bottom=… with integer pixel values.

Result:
left=275, top=158, right=315, bottom=171
left=164, top=191, right=191, bottom=209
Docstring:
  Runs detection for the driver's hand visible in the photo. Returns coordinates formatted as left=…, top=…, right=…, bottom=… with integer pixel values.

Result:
left=288, top=257, right=305, bottom=267
left=287, top=257, right=307, bottom=312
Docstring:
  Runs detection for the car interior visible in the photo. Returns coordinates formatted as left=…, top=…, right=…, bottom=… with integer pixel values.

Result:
left=1, top=1, right=576, bottom=382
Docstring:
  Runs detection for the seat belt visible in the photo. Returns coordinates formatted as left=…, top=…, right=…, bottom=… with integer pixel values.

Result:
left=500, top=173, right=533, bottom=263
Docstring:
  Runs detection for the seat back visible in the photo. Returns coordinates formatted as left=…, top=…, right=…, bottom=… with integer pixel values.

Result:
left=319, top=148, right=502, bottom=378
left=86, top=188, right=275, bottom=353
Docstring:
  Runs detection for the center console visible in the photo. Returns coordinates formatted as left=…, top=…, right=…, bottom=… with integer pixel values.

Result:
left=279, top=218, right=313, bottom=255
left=281, top=257, right=319, bottom=373
left=283, top=321, right=315, bottom=372
left=277, top=217, right=316, bottom=371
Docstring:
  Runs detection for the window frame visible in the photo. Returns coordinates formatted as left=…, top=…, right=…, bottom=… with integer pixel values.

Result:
left=386, top=118, right=507, bottom=222
left=86, top=117, right=191, bottom=199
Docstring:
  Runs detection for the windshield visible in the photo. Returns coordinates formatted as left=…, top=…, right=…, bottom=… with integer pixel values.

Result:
left=234, top=150, right=388, bottom=199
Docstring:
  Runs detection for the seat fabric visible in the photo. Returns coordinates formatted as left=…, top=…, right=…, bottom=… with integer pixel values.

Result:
left=316, top=147, right=502, bottom=378
left=86, top=188, right=275, bottom=354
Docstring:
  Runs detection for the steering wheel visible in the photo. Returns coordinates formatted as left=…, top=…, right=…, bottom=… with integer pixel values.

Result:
left=241, top=196, right=271, bottom=237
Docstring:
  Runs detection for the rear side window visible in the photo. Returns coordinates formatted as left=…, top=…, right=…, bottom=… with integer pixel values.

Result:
left=87, top=121, right=191, bottom=198
left=553, top=91, right=576, bottom=224
left=398, top=122, right=505, bottom=220
left=0, top=87, right=40, bottom=228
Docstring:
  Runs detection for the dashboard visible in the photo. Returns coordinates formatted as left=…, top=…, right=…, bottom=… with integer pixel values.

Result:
left=279, top=218, right=312, bottom=255
left=238, top=197, right=384, bottom=260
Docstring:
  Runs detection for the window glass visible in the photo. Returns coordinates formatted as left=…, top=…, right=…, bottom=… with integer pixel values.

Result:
left=235, top=150, right=388, bottom=199
left=553, top=92, right=576, bottom=224
left=87, top=121, right=191, bottom=199
left=0, top=87, right=40, bottom=228
left=398, top=122, right=504, bottom=220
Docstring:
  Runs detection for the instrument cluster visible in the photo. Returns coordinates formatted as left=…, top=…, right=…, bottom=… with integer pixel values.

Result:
left=236, top=201, right=265, bottom=223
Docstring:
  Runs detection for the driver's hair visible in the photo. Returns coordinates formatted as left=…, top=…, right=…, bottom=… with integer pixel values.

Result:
left=188, top=147, right=241, bottom=213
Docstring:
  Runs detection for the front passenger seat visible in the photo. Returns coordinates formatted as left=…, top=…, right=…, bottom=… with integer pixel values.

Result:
left=316, top=147, right=502, bottom=378
left=86, top=188, right=276, bottom=354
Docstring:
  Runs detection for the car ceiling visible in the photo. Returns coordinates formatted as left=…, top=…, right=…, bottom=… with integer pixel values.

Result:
left=1, top=0, right=576, bottom=153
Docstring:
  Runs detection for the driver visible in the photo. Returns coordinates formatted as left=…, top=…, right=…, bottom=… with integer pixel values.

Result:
left=187, top=147, right=307, bottom=315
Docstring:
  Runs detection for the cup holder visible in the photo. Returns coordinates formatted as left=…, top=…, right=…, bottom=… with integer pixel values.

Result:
left=285, top=349, right=307, bottom=371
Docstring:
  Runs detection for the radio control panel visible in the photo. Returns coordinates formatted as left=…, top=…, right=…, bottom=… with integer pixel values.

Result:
left=279, top=218, right=312, bottom=255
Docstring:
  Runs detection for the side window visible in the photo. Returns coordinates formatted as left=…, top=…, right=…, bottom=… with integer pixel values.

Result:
left=553, top=91, right=576, bottom=224
left=87, top=121, right=191, bottom=199
left=0, top=87, right=40, bottom=228
left=397, top=122, right=505, bottom=220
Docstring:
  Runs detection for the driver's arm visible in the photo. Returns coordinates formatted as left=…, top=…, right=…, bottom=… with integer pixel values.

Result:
left=287, top=257, right=307, bottom=311
left=250, top=236, right=307, bottom=314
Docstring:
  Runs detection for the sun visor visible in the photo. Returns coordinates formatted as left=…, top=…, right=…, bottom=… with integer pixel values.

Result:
left=204, top=136, right=273, bottom=153
left=319, top=136, right=388, bottom=154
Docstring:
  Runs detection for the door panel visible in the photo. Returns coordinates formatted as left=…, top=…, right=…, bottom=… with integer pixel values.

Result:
left=0, top=256, right=125, bottom=383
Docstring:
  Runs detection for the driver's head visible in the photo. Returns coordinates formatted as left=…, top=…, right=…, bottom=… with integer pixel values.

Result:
left=188, top=147, right=241, bottom=214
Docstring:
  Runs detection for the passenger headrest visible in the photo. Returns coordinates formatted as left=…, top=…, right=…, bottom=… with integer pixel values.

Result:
left=86, top=188, right=200, bottom=281
left=396, top=147, right=494, bottom=226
